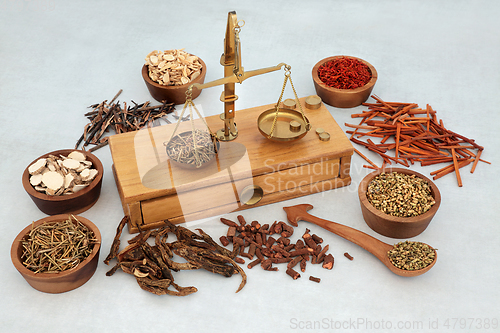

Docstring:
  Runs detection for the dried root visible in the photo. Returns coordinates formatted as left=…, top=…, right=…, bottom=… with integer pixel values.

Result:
left=104, top=217, right=247, bottom=296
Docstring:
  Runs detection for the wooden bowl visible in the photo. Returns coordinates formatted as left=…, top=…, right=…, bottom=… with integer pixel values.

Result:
left=10, top=214, right=101, bottom=293
left=358, top=168, right=441, bottom=238
left=142, top=56, right=207, bottom=105
left=312, top=56, right=377, bottom=108
left=22, top=149, right=103, bottom=215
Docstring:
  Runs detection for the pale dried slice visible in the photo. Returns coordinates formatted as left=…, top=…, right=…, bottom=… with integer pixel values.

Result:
left=75, top=163, right=86, bottom=173
left=72, top=184, right=88, bottom=193
left=80, top=168, right=98, bottom=182
left=149, top=55, right=159, bottom=65
left=68, top=151, right=86, bottom=162
left=62, top=158, right=81, bottom=170
left=64, top=173, right=75, bottom=188
left=163, top=53, right=175, bottom=61
left=41, top=171, right=64, bottom=191
left=81, top=160, right=93, bottom=167
left=30, top=174, right=43, bottom=186
left=28, top=158, right=47, bottom=175
left=34, top=185, right=46, bottom=192
left=47, top=162, right=57, bottom=172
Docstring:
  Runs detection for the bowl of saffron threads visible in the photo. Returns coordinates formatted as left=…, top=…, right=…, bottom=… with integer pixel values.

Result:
left=312, top=56, right=378, bottom=108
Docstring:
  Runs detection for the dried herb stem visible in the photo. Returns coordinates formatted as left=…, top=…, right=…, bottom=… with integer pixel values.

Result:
left=76, top=90, right=176, bottom=152
left=21, top=216, right=98, bottom=274
left=347, top=95, right=489, bottom=186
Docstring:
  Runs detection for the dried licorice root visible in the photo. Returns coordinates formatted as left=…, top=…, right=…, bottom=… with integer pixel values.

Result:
left=104, top=217, right=246, bottom=296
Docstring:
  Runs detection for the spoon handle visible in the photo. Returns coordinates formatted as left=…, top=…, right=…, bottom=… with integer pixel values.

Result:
left=283, top=205, right=392, bottom=262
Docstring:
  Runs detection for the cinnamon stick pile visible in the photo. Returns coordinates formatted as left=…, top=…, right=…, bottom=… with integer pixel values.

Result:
left=75, top=89, right=176, bottom=152
left=347, top=95, right=489, bottom=187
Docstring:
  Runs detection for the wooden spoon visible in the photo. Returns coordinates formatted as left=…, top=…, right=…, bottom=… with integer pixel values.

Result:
left=283, top=204, right=437, bottom=277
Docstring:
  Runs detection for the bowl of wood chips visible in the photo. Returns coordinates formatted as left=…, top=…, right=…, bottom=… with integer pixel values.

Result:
left=11, top=214, right=101, bottom=293
left=358, top=168, right=441, bottom=238
left=142, top=49, right=207, bottom=104
left=22, top=149, right=103, bottom=215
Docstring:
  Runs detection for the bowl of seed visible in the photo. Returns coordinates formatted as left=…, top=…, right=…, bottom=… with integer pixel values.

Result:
left=22, top=149, right=103, bottom=215
left=142, top=49, right=207, bottom=104
left=358, top=168, right=441, bottom=238
left=11, top=214, right=101, bottom=293
left=312, top=55, right=377, bottom=108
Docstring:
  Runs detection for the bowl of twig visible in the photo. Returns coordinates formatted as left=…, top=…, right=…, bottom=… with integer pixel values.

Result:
left=22, top=149, right=103, bottom=215
left=165, top=130, right=219, bottom=170
left=142, top=49, right=207, bottom=104
left=312, top=55, right=377, bottom=108
left=358, top=168, right=441, bottom=238
left=11, top=214, right=101, bottom=293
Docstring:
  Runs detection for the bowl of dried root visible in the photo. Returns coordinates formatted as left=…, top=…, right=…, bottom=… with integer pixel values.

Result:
left=142, top=49, right=207, bottom=104
left=358, top=168, right=441, bottom=238
left=22, top=149, right=103, bottom=215
left=11, top=214, right=101, bottom=293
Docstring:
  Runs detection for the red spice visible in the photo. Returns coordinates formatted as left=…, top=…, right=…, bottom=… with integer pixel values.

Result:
left=317, top=57, right=372, bottom=89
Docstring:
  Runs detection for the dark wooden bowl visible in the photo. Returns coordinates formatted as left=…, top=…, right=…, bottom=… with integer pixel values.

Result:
left=142, top=56, right=207, bottom=105
left=358, top=168, right=441, bottom=238
left=312, top=55, right=377, bottom=108
left=22, top=149, right=103, bottom=215
left=11, top=214, right=101, bottom=293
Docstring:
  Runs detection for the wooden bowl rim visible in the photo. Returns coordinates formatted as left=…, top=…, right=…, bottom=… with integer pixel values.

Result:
left=358, top=167, right=441, bottom=224
left=141, top=55, right=207, bottom=90
left=312, top=55, right=378, bottom=94
left=22, top=149, right=103, bottom=202
left=10, top=214, right=101, bottom=280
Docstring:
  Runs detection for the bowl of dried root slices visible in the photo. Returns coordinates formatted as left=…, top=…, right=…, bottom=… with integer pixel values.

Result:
left=22, top=149, right=103, bottom=215
left=142, top=49, right=206, bottom=104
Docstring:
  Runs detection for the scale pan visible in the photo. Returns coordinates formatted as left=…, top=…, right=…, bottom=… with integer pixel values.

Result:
left=257, top=108, right=310, bottom=142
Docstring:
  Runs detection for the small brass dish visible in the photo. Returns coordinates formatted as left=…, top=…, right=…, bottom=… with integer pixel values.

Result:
left=257, top=108, right=310, bottom=142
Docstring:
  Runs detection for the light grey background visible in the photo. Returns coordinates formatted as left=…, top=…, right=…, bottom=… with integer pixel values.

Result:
left=1, top=1, right=499, bottom=332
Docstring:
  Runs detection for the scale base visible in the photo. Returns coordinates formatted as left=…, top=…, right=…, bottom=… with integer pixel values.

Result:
left=109, top=97, right=353, bottom=233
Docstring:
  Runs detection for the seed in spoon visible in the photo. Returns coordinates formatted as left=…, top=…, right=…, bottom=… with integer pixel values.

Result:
left=387, top=241, right=436, bottom=271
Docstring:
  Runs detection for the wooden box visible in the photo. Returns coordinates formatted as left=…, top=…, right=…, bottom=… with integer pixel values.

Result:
left=109, top=97, right=353, bottom=233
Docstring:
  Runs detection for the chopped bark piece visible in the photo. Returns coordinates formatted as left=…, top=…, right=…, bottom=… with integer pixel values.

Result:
left=309, top=276, right=321, bottom=283
left=286, top=267, right=301, bottom=280
left=322, top=254, right=335, bottom=270
left=344, top=252, right=354, bottom=260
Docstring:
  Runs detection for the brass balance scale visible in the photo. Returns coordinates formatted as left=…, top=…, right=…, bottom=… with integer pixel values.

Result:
left=109, top=11, right=354, bottom=233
